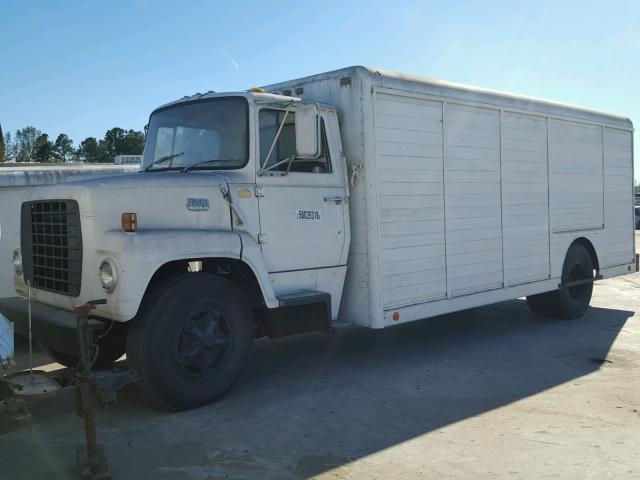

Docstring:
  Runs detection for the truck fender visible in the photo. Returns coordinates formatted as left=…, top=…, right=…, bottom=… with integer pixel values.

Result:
left=93, top=229, right=246, bottom=321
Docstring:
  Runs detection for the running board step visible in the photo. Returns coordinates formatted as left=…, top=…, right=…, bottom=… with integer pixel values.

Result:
left=257, top=292, right=332, bottom=339
left=277, top=291, right=331, bottom=309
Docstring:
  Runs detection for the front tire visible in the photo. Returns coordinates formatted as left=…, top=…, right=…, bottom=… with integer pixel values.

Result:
left=39, top=324, right=126, bottom=370
left=39, top=345, right=79, bottom=368
left=126, top=273, right=254, bottom=410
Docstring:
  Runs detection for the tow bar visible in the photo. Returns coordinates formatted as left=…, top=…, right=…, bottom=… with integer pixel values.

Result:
left=0, top=298, right=138, bottom=480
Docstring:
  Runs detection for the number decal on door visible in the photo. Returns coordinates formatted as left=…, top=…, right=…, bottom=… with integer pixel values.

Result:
left=295, top=209, right=322, bottom=221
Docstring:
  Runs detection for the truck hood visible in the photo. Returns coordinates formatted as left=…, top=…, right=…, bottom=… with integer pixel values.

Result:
left=14, top=171, right=243, bottom=319
left=25, top=171, right=233, bottom=231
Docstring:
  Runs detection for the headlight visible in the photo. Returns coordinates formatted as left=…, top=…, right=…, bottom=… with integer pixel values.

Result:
left=99, top=258, right=117, bottom=292
left=12, top=249, right=22, bottom=275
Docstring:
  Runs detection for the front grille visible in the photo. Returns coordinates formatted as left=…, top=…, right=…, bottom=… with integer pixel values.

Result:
left=21, top=200, right=82, bottom=296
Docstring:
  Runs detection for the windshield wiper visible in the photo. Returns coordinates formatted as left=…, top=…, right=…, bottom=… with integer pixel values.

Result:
left=144, top=152, right=185, bottom=172
left=181, top=158, right=242, bottom=172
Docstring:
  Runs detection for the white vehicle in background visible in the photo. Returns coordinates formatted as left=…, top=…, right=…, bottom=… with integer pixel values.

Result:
left=114, top=154, right=142, bottom=165
left=5, top=67, right=636, bottom=409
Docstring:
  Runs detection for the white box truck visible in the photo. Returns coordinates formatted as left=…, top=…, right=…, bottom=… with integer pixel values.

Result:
left=3, top=66, right=635, bottom=409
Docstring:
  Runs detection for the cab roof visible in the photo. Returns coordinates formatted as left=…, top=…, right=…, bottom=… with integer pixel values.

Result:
left=151, top=91, right=336, bottom=116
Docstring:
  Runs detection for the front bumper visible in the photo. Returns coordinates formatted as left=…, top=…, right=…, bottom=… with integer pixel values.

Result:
left=0, top=296, right=101, bottom=355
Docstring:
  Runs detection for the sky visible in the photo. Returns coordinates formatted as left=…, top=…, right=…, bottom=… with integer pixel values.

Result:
left=1, top=0, right=639, bottom=175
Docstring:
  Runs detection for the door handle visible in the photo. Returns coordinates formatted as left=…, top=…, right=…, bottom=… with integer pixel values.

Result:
left=323, top=195, right=347, bottom=205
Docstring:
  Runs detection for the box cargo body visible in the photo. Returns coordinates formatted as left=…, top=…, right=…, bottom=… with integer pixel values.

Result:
left=265, top=66, right=635, bottom=329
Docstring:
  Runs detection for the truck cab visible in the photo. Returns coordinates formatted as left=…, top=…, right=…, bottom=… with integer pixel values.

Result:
left=13, top=90, right=350, bottom=409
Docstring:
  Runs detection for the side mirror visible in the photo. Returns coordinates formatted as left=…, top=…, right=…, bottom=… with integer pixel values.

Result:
left=295, top=105, right=319, bottom=158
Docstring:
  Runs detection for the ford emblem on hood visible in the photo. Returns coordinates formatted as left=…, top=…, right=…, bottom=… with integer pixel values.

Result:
left=186, top=198, right=209, bottom=211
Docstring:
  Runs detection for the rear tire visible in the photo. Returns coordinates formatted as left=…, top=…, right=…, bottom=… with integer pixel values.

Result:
left=126, top=273, right=254, bottom=410
left=526, top=292, right=552, bottom=317
left=550, top=243, right=594, bottom=319
left=526, top=243, right=594, bottom=319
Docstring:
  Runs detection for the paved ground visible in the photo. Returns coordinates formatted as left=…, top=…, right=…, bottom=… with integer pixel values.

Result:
left=1, top=238, right=639, bottom=479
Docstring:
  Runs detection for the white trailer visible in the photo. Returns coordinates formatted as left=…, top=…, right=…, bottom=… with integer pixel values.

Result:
left=3, top=66, right=635, bottom=409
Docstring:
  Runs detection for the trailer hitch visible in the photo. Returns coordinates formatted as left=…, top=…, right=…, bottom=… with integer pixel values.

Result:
left=73, top=299, right=139, bottom=479
left=0, top=298, right=139, bottom=480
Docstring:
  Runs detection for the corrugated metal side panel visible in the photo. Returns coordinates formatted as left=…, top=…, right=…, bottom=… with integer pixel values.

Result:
left=501, top=112, right=551, bottom=285
left=603, top=128, right=634, bottom=266
left=374, top=93, right=447, bottom=308
left=445, top=103, right=503, bottom=296
left=549, top=119, right=604, bottom=232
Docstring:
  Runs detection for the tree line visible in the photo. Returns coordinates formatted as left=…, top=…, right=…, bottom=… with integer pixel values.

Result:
left=0, top=123, right=144, bottom=163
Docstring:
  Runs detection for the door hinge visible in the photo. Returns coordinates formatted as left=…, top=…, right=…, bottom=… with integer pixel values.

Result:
left=255, top=186, right=265, bottom=197
left=257, top=233, right=267, bottom=245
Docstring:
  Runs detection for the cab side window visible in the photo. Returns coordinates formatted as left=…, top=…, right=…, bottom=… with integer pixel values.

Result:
left=259, top=109, right=331, bottom=173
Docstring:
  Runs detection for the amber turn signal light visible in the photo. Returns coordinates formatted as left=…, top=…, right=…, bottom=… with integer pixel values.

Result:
left=122, top=213, right=137, bottom=232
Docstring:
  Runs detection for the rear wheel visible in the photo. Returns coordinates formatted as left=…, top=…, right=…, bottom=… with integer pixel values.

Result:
left=526, top=292, right=552, bottom=317
left=551, top=243, right=594, bottom=319
left=126, top=273, right=254, bottom=410
left=526, top=243, right=594, bottom=319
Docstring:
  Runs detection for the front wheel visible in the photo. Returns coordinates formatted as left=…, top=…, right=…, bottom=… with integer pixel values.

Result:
left=126, top=273, right=254, bottom=410
left=39, top=323, right=126, bottom=370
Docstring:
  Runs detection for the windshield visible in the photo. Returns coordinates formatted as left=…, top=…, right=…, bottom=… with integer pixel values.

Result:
left=142, top=96, right=249, bottom=172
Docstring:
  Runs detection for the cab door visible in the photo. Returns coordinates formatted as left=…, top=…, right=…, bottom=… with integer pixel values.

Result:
left=256, top=108, right=347, bottom=272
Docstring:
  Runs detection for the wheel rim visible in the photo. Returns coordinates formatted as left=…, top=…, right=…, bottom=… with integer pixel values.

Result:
left=567, top=264, right=588, bottom=300
left=176, top=309, right=232, bottom=376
